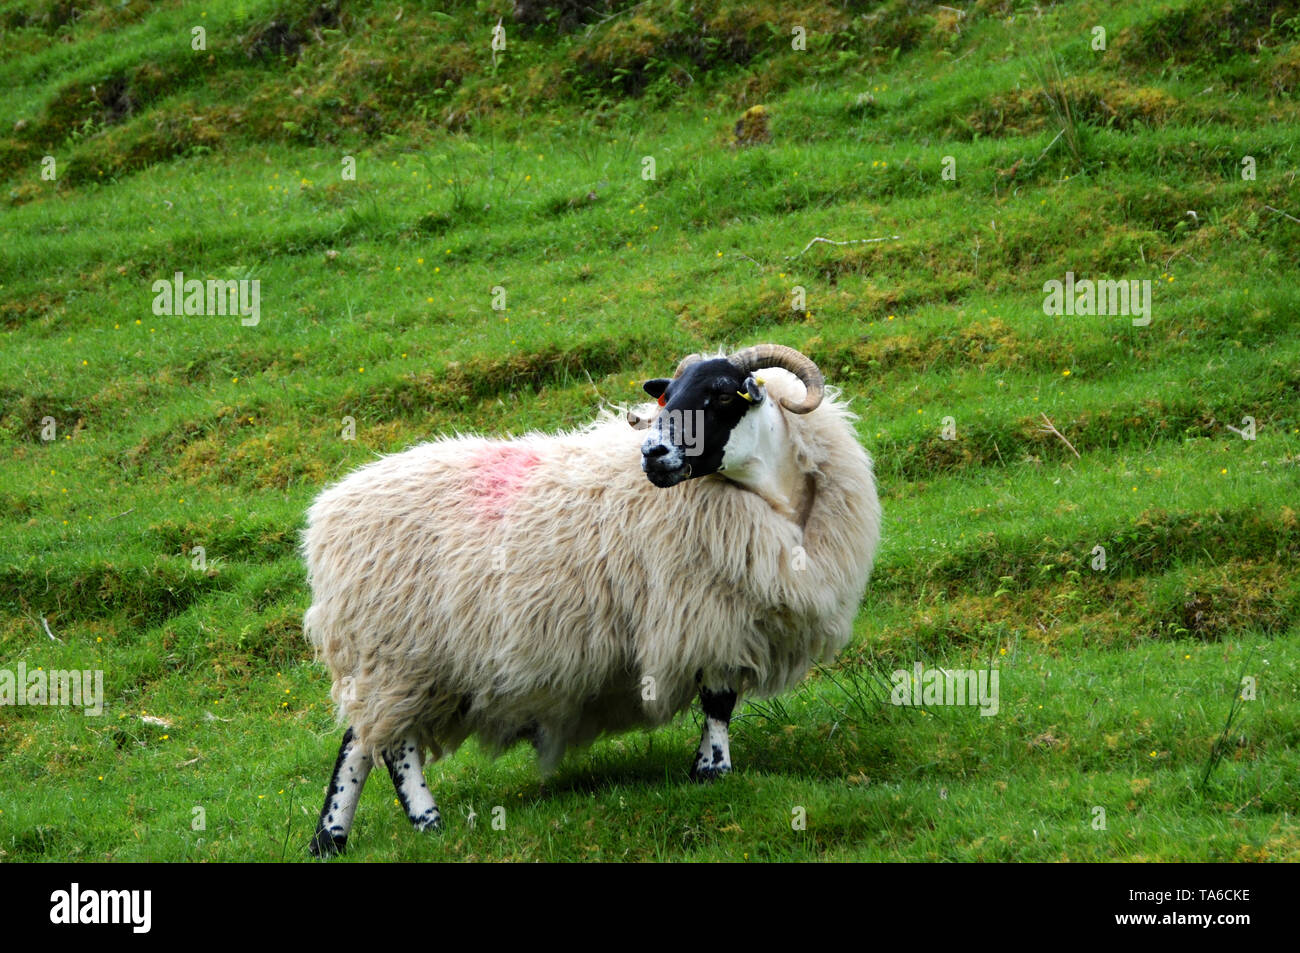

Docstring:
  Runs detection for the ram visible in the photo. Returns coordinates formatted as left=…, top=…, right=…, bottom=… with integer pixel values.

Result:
left=302, top=344, right=880, bottom=855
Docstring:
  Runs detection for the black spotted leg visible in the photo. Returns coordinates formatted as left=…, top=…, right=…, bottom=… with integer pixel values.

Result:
left=309, top=727, right=374, bottom=857
left=383, top=733, right=443, bottom=833
left=690, top=685, right=737, bottom=781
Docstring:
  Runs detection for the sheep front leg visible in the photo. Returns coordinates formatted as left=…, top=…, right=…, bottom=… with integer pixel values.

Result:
left=383, top=734, right=442, bottom=833
left=690, top=685, right=737, bottom=781
left=309, top=726, right=374, bottom=857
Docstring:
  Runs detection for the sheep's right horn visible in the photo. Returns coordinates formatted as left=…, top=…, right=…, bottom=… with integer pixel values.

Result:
left=673, top=353, right=705, bottom=378
left=727, top=344, right=825, bottom=414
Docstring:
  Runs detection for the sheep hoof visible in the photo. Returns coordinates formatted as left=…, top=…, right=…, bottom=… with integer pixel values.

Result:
left=413, top=812, right=443, bottom=834
left=690, top=762, right=732, bottom=783
left=308, top=826, right=347, bottom=858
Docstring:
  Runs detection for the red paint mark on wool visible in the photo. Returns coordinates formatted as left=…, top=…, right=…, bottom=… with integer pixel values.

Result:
left=470, top=445, right=541, bottom=519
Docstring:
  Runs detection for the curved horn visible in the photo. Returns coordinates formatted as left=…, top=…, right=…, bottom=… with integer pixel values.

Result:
left=727, top=344, right=825, bottom=414
left=673, top=353, right=705, bottom=378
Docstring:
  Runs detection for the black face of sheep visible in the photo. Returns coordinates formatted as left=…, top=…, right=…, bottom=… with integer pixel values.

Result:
left=639, top=344, right=826, bottom=489
left=640, top=358, right=758, bottom=488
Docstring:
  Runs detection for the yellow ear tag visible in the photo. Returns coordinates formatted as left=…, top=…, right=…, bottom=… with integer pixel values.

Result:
left=737, top=390, right=754, bottom=402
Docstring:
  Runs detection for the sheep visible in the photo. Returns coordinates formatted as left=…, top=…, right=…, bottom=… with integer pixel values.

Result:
left=302, top=344, right=881, bottom=855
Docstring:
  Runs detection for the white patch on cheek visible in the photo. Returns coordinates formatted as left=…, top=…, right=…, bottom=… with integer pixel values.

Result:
left=719, top=400, right=778, bottom=477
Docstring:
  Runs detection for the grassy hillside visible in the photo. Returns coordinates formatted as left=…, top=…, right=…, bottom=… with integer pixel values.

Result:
left=1, top=0, right=1298, bottom=861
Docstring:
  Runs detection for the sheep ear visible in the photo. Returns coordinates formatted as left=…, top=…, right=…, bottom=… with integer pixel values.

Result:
left=643, top=379, right=670, bottom=400
left=741, top=376, right=765, bottom=405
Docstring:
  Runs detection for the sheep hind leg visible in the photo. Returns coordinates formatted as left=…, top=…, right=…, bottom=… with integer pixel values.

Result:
left=690, top=685, right=737, bottom=781
left=309, top=726, right=374, bottom=857
left=383, top=733, right=442, bottom=833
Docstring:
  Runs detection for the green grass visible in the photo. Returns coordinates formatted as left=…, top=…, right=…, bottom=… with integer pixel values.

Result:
left=1, top=0, right=1298, bottom=861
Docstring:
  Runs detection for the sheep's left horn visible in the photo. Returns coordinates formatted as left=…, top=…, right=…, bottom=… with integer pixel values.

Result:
left=727, top=344, right=825, bottom=414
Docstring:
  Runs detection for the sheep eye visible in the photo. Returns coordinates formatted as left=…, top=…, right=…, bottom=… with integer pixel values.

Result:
left=716, top=392, right=735, bottom=405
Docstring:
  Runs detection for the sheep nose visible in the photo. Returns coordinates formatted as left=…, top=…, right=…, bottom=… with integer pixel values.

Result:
left=643, top=442, right=671, bottom=459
